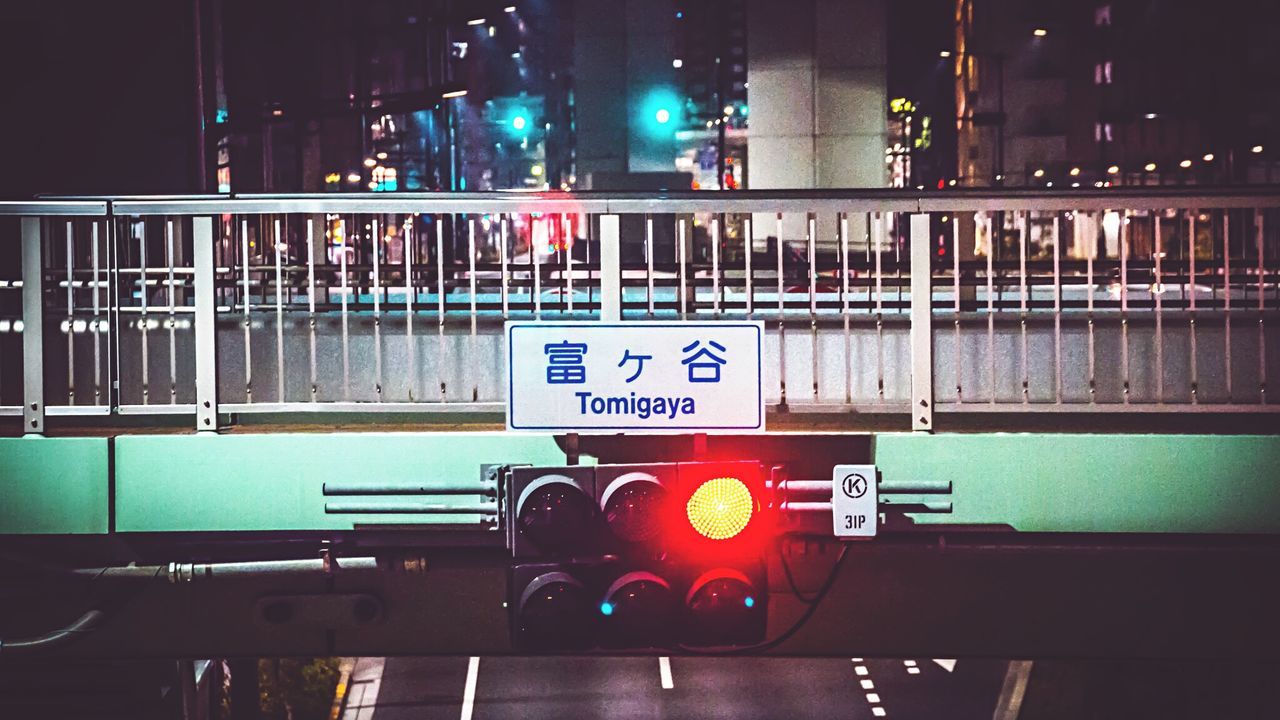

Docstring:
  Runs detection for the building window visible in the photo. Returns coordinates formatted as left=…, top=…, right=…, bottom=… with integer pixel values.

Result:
left=1095, top=5, right=1112, bottom=26
left=1094, top=61, right=1113, bottom=85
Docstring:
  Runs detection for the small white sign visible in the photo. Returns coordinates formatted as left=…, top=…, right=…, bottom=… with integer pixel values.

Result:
left=832, top=464, right=878, bottom=538
left=506, top=321, right=765, bottom=432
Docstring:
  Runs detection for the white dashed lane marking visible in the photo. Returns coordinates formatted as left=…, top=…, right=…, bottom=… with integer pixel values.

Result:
left=853, top=660, right=887, bottom=717
left=659, top=656, right=674, bottom=690
left=460, top=656, right=480, bottom=720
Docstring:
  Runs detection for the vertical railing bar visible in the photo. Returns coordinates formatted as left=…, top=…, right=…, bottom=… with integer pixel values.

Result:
left=1224, top=210, right=1233, bottom=402
left=469, top=215, right=478, bottom=401
left=499, top=215, right=509, bottom=318
left=744, top=216, right=754, bottom=318
left=240, top=218, right=252, bottom=403
left=340, top=217, right=350, bottom=401
left=564, top=214, right=574, bottom=314
left=679, top=217, right=689, bottom=319
left=166, top=219, right=177, bottom=404
left=21, top=217, right=45, bottom=434
left=91, top=222, right=102, bottom=405
left=1189, top=211, right=1199, bottom=404
left=192, top=216, right=218, bottom=431
left=1052, top=214, right=1062, bottom=404
left=841, top=212, right=851, bottom=405
left=775, top=213, right=784, bottom=317
left=598, top=214, right=621, bottom=322
left=712, top=216, right=722, bottom=316
left=66, top=220, right=76, bottom=405
left=139, top=219, right=150, bottom=405
left=1086, top=211, right=1095, bottom=404
left=307, top=218, right=317, bottom=402
left=1120, top=210, right=1130, bottom=404
left=875, top=212, right=885, bottom=404
left=436, top=217, right=446, bottom=401
left=986, top=212, right=995, bottom=405
left=645, top=215, right=655, bottom=317
left=954, top=214, right=964, bottom=404
left=273, top=217, right=285, bottom=403
left=895, top=211, right=903, bottom=308
left=1018, top=210, right=1029, bottom=404
left=405, top=214, right=416, bottom=402
left=776, top=213, right=786, bottom=406
left=533, top=217, right=542, bottom=319
left=910, top=213, right=933, bottom=432
left=807, top=213, right=817, bottom=401
left=1257, top=209, right=1267, bottom=405
left=372, top=217, right=383, bottom=401
left=1154, top=211, right=1165, bottom=404
left=107, top=216, right=122, bottom=414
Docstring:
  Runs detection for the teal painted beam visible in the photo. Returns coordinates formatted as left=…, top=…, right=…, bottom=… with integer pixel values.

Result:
left=114, top=432, right=567, bottom=532
left=873, top=434, right=1280, bottom=534
left=0, top=437, right=109, bottom=534
left=8, top=432, right=1277, bottom=536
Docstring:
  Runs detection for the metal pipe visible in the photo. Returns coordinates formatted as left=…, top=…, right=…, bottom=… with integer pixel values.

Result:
left=324, top=503, right=496, bottom=515
left=322, top=481, right=496, bottom=496
left=778, top=479, right=952, bottom=494
left=0, top=610, right=104, bottom=655
left=69, top=557, right=381, bottom=583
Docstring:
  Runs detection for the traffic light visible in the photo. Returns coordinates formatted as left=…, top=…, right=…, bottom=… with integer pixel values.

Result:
left=639, top=87, right=681, bottom=136
left=507, top=462, right=769, bottom=651
left=509, top=467, right=596, bottom=557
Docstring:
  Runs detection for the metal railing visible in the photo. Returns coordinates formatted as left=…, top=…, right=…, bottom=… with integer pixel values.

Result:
left=2, top=188, right=1277, bottom=432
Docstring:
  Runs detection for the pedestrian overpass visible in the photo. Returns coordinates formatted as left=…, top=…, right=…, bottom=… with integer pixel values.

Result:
left=1, top=188, right=1277, bottom=659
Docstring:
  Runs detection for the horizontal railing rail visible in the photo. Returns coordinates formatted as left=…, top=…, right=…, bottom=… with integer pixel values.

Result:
left=2, top=188, right=1277, bottom=432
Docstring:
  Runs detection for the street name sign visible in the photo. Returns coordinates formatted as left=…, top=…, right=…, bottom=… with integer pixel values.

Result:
left=506, top=321, right=765, bottom=432
left=832, top=464, right=878, bottom=538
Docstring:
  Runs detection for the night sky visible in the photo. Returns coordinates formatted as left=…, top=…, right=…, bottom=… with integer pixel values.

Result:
left=0, top=1, right=196, bottom=199
left=0, top=0, right=952, bottom=199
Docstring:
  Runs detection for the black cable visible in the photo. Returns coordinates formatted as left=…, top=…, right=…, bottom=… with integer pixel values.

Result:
left=678, top=542, right=850, bottom=656
left=778, top=540, right=820, bottom=604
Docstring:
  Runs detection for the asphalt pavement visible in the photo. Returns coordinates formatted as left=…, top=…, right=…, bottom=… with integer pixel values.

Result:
left=341, top=655, right=1010, bottom=720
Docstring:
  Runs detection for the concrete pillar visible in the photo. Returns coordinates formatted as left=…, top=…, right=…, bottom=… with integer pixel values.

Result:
left=747, top=0, right=888, bottom=243
left=573, top=0, right=677, bottom=181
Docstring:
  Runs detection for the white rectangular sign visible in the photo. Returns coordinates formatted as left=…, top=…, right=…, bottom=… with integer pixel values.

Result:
left=832, top=464, right=878, bottom=538
left=506, top=321, right=765, bottom=432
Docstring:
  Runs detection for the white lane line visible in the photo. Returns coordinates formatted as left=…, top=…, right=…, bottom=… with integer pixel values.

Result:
left=872, top=707, right=887, bottom=717
left=659, top=656, right=674, bottom=690
left=460, top=656, right=480, bottom=720
left=933, top=659, right=957, bottom=673
left=855, top=665, right=869, bottom=676
left=907, top=668, right=920, bottom=675
left=860, top=679, right=875, bottom=690
left=866, top=693, right=881, bottom=704
left=902, top=660, right=917, bottom=667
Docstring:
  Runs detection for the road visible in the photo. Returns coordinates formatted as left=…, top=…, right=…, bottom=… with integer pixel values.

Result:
left=341, top=655, right=1012, bottom=720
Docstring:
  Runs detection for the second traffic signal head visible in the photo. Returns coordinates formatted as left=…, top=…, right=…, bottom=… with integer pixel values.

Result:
left=595, top=464, right=676, bottom=548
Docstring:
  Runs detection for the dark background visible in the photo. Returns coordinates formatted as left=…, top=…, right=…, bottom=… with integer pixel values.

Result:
left=0, top=1, right=197, bottom=198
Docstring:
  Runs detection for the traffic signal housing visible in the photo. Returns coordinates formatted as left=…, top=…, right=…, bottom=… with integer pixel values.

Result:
left=507, top=462, right=770, bottom=651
